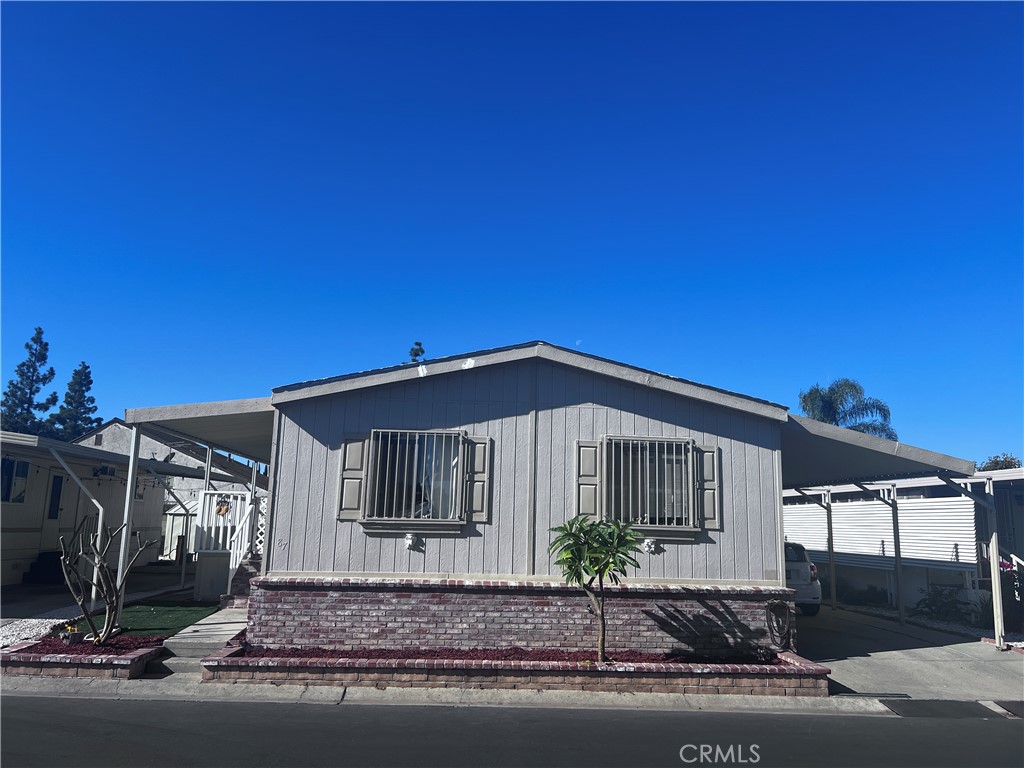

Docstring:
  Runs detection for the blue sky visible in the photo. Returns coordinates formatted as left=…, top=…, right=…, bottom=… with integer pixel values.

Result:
left=2, top=2, right=1021, bottom=464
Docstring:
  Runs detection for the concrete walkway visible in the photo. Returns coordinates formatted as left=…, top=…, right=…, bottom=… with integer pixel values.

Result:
left=795, top=607, right=1024, bottom=701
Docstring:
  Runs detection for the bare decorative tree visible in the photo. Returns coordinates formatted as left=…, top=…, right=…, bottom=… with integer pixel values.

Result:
left=58, top=518, right=157, bottom=645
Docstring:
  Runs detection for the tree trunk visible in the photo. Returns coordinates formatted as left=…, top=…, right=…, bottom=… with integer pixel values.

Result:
left=583, top=583, right=605, bottom=663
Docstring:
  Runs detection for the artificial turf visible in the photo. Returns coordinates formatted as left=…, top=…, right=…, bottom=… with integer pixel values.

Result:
left=58, top=601, right=220, bottom=638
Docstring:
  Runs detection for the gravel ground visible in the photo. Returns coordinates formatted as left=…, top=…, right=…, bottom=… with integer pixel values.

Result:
left=0, top=618, right=71, bottom=649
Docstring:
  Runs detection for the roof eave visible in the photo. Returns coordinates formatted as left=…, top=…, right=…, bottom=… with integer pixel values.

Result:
left=270, top=342, right=789, bottom=422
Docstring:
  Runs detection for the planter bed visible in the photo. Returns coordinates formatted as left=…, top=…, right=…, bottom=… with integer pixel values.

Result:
left=201, top=646, right=829, bottom=696
left=0, top=636, right=165, bottom=679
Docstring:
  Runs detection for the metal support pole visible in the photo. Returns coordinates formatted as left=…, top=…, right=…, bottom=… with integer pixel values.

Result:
left=939, top=475, right=1005, bottom=649
left=986, top=477, right=1005, bottom=648
left=248, top=461, right=259, bottom=558
left=203, top=446, right=213, bottom=491
left=793, top=487, right=838, bottom=610
left=145, top=468, right=195, bottom=590
left=889, top=484, right=906, bottom=625
left=115, top=426, right=142, bottom=622
left=48, top=448, right=105, bottom=612
left=824, top=490, right=837, bottom=611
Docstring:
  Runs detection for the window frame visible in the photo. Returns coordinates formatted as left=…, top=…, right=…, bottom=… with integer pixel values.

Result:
left=359, top=428, right=469, bottom=533
left=1, top=458, right=31, bottom=505
left=599, top=435, right=703, bottom=538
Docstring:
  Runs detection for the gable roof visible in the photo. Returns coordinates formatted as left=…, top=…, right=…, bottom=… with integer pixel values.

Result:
left=271, top=341, right=790, bottom=422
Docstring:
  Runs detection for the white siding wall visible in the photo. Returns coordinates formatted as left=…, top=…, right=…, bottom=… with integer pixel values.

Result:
left=269, top=359, right=783, bottom=583
left=784, top=496, right=977, bottom=571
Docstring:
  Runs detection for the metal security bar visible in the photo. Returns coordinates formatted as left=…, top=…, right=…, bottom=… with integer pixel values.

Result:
left=368, top=430, right=465, bottom=521
left=605, top=438, right=693, bottom=527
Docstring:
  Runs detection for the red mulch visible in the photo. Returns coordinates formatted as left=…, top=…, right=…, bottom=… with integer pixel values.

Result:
left=239, top=644, right=778, bottom=665
left=24, top=635, right=164, bottom=657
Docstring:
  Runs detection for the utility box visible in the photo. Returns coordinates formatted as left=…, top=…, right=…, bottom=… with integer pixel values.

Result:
left=193, top=550, right=230, bottom=601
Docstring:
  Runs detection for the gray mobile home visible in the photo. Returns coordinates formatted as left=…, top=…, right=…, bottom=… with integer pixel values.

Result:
left=126, top=342, right=974, bottom=655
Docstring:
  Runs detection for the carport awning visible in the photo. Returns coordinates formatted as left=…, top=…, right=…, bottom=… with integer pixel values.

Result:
left=121, top=402, right=975, bottom=488
left=0, top=432, right=238, bottom=483
left=781, top=415, right=975, bottom=489
left=124, top=398, right=275, bottom=464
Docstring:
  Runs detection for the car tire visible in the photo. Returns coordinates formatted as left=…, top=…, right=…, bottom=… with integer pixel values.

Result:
left=799, top=604, right=820, bottom=616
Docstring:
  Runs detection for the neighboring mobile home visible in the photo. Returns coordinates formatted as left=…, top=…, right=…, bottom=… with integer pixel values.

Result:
left=125, top=342, right=976, bottom=656
left=1, top=432, right=167, bottom=586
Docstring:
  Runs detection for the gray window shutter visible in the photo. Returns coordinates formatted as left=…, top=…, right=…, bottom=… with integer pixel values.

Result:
left=465, top=436, right=491, bottom=523
left=576, top=440, right=601, bottom=517
left=338, top=435, right=367, bottom=521
left=696, top=444, right=722, bottom=530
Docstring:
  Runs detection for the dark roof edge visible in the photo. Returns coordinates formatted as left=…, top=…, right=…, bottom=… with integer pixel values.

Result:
left=271, top=340, right=789, bottom=419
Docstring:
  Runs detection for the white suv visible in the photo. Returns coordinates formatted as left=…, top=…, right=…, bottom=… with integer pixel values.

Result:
left=785, top=542, right=821, bottom=616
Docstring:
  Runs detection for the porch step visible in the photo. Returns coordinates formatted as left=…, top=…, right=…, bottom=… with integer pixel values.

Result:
left=22, top=552, right=64, bottom=585
left=144, top=655, right=203, bottom=677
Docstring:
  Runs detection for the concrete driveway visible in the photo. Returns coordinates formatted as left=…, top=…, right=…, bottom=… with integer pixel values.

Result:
left=795, top=607, right=1024, bottom=701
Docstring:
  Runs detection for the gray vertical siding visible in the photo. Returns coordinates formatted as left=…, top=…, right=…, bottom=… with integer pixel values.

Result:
left=270, top=359, right=782, bottom=583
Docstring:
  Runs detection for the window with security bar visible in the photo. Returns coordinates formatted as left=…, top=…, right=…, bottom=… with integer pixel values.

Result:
left=366, top=430, right=465, bottom=521
left=605, top=438, right=694, bottom=528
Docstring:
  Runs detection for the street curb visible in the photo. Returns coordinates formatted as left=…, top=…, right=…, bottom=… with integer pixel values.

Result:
left=0, top=675, right=894, bottom=716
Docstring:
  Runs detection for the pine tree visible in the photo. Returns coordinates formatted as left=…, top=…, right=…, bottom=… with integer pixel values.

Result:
left=0, top=327, right=58, bottom=435
left=47, top=362, right=103, bottom=441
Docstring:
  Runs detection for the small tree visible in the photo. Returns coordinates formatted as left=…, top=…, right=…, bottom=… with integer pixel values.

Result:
left=548, top=515, right=642, bottom=662
left=1, top=327, right=58, bottom=436
left=978, top=453, right=1022, bottom=472
left=58, top=518, right=157, bottom=645
left=409, top=341, right=425, bottom=363
left=47, top=362, right=103, bottom=442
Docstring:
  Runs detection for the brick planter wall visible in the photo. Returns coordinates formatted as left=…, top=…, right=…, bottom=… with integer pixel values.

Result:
left=247, top=577, right=796, bottom=657
left=201, top=646, right=828, bottom=696
left=0, top=642, right=164, bottom=679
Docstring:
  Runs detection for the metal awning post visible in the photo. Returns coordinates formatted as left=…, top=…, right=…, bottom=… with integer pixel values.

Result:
left=145, top=468, right=195, bottom=590
left=203, top=447, right=213, bottom=491
left=985, top=477, right=1005, bottom=648
left=115, top=426, right=142, bottom=622
left=48, top=448, right=105, bottom=612
left=794, top=487, right=837, bottom=610
left=248, top=461, right=259, bottom=558
left=939, top=475, right=1005, bottom=648
left=855, top=482, right=905, bottom=624
left=824, top=489, right=836, bottom=610
left=888, top=484, right=905, bottom=625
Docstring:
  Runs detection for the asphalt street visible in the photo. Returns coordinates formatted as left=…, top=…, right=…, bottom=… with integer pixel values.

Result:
left=2, top=696, right=1021, bottom=768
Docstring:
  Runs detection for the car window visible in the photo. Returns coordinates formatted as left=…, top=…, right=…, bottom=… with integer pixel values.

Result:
left=784, top=543, right=806, bottom=563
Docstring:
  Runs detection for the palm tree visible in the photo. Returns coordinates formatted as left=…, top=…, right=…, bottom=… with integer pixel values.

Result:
left=799, top=378, right=898, bottom=440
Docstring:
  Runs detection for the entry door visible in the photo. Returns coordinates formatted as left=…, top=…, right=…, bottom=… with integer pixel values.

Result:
left=38, top=471, right=67, bottom=552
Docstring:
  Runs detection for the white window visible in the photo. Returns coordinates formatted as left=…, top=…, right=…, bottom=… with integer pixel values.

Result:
left=1, top=458, right=30, bottom=504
